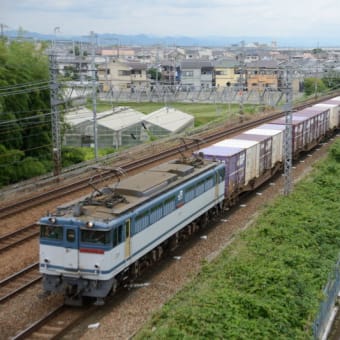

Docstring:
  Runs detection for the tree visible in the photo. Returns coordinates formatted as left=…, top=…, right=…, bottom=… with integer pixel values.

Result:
left=0, top=40, right=51, bottom=156
left=147, top=67, right=162, bottom=81
left=0, top=39, right=52, bottom=186
left=303, top=78, right=327, bottom=96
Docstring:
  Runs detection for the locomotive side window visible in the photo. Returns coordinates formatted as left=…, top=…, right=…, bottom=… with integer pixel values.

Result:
left=40, top=225, right=63, bottom=241
left=81, top=230, right=110, bottom=245
left=218, top=168, right=225, bottom=183
left=113, top=225, right=123, bottom=247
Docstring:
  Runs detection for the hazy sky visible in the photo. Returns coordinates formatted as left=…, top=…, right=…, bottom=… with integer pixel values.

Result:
left=2, top=0, right=339, bottom=41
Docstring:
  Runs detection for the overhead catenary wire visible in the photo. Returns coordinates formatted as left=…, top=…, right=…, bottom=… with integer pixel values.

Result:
left=0, top=80, right=51, bottom=92
left=0, top=80, right=51, bottom=97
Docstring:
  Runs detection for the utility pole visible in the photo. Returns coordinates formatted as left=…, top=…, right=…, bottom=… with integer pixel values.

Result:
left=282, top=65, right=293, bottom=195
left=49, top=27, right=62, bottom=176
left=237, top=45, right=245, bottom=121
left=91, top=31, right=98, bottom=160
left=0, top=23, right=8, bottom=38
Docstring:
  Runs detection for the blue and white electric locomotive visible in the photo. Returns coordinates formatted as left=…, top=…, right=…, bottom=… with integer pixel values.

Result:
left=39, top=157, right=225, bottom=305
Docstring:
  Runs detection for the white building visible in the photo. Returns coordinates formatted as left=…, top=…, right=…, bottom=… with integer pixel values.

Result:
left=142, top=107, right=194, bottom=140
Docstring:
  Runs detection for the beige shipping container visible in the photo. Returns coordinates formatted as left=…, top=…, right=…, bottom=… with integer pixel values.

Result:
left=244, top=124, right=285, bottom=167
left=313, top=101, right=340, bottom=130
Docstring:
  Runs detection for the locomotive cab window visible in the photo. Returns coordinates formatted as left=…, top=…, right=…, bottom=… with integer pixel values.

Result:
left=67, top=229, right=75, bottom=242
left=218, top=168, right=225, bottom=182
left=40, top=225, right=63, bottom=241
left=81, top=230, right=110, bottom=245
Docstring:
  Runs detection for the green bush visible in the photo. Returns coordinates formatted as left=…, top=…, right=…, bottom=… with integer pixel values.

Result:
left=303, top=78, right=327, bottom=96
left=17, top=157, right=47, bottom=179
left=61, top=146, right=87, bottom=167
left=329, top=139, right=340, bottom=162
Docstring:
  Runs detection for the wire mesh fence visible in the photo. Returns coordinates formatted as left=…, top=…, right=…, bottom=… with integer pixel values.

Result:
left=313, top=258, right=340, bottom=339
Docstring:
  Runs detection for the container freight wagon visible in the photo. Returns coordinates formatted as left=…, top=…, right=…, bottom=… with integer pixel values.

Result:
left=214, top=139, right=260, bottom=188
left=231, top=133, right=272, bottom=177
left=196, top=132, right=278, bottom=205
left=195, top=145, right=246, bottom=205
left=269, top=115, right=313, bottom=158
left=313, top=99, right=340, bottom=131
left=244, top=124, right=285, bottom=170
left=293, top=107, right=330, bottom=148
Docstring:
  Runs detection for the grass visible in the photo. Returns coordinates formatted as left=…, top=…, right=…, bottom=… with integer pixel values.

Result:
left=134, top=139, right=340, bottom=339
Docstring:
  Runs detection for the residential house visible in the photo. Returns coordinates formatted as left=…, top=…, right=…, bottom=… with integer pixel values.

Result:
left=100, top=47, right=135, bottom=60
left=244, top=51, right=260, bottom=63
left=246, top=60, right=280, bottom=90
left=185, top=49, right=200, bottom=59
left=213, top=59, right=239, bottom=88
left=97, top=59, right=149, bottom=92
left=179, top=60, right=214, bottom=90
left=158, top=61, right=179, bottom=85
left=165, top=48, right=186, bottom=62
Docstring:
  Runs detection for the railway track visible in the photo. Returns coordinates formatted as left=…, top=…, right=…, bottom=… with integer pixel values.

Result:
left=1, top=92, right=338, bottom=223
left=12, top=304, right=96, bottom=339
left=0, top=262, right=41, bottom=303
left=0, top=223, right=39, bottom=253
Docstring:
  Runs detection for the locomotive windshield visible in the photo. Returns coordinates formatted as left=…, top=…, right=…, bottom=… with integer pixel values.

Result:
left=81, top=230, right=111, bottom=245
left=40, top=225, right=63, bottom=241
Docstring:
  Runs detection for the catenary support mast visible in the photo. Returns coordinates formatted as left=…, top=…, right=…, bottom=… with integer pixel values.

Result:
left=282, top=65, right=293, bottom=195
left=49, top=32, right=62, bottom=176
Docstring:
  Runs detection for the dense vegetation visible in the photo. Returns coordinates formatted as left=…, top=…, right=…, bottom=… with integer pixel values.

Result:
left=0, top=39, right=52, bottom=185
left=304, top=76, right=340, bottom=96
left=0, top=40, right=113, bottom=187
left=135, top=140, right=340, bottom=339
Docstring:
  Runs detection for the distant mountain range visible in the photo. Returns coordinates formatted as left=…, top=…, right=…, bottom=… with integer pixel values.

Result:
left=4, top=30, right=339, bottom=48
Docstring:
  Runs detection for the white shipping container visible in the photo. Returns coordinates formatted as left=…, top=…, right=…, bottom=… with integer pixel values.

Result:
left=215, top=139, right=259, bottom=185
left=245, top=128, right=284, bottom=167
left=313, top=103, right=340, bottom=129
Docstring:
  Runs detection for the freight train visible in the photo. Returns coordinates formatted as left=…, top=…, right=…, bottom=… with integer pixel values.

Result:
left=39, top=97, right=340, bottom=305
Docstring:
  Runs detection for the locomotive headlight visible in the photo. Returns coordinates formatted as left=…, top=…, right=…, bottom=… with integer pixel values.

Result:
left=86, top=221, right=94, bottom=228
left=48, top=217, right=56, bottom=224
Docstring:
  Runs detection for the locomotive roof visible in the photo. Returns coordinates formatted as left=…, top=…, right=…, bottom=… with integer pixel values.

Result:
left=115, top=162, right=195, bottom=197
left=56, top=158, right=219, bottom=222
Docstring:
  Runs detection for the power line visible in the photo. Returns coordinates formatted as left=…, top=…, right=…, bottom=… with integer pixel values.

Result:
left=0, top=84, right=51, bottom=97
